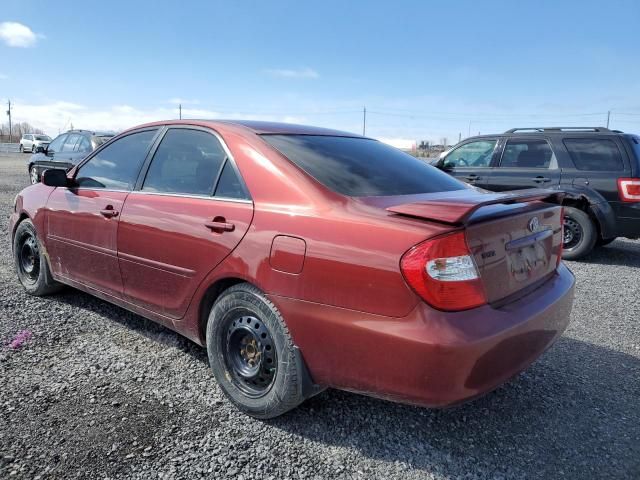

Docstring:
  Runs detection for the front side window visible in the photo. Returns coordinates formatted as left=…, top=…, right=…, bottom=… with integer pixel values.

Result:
left=500, top=139, right=554, bottom=168
left=443, top=140, right=497, bottom=169
left=35, top=135, right=50, bottom=141
left=62, top=134, right=80, bottom=152
left=75, top=129, right=157, bottom=190
left=76, top=136, right=92, bottom=153
left=563, top=138, right=624, bottom=171
left=263, top=135, right=466, bottom=197
left=142, top=129, right=227, bottom=196
left=47, top=134, right=67, bottom=153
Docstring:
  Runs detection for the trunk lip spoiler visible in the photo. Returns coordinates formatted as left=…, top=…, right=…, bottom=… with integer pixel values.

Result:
left=386, top=189, right=565, bottom=226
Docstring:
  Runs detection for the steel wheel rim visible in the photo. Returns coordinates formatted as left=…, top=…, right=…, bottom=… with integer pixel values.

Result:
left=18, top=234, right=40, bottom=283
left=563, top=216, right=582, bottom=251
left=223, top=315, right=277, bottom=397
left=30, top=167, right=38, bottom=184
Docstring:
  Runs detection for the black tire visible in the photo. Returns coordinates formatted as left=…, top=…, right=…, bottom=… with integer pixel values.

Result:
left=206, top=283, right=307, bottom=418
left=19, top=144, right=23, bottom=153
left=562, top=206, right=597, bottom=260
left=13, top=219, right=63, bottom=296
left=596, top=236, right=616, bottom=247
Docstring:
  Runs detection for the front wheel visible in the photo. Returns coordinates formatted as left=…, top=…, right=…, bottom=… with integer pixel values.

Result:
left=13, top=219, right=63, bottom=296
left=206, top=283, right=308, bottom=418
left=19, top=144, right=24, bottom=153
left=562, top=206, right=597, bottom=260
left=29, top=166, right=39, bottom=184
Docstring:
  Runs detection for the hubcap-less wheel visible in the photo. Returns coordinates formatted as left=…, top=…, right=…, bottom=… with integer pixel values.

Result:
left=30, top=167, right=39, bottom=184
left=18, top=233, right=40, bottom=284
left=563, top=216, right=583, bottom=251
left=223, top=315, right=277, bottom=398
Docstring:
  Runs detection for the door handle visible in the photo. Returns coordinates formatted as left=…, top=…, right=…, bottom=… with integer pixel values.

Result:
left=465, top=174, right=481, bottom=182
left=204, top=216, right=235, bottom=233
left=532, top=176, right=551, bottom=183
left=100, top=205, right=119, bottom=218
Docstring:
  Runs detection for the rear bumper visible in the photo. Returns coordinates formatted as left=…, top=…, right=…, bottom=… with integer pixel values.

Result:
left=271, top=263, right=575, bottom=407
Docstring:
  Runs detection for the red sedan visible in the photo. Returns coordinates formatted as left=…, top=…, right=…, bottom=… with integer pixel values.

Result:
left=10, top=120, right=575, bottom=418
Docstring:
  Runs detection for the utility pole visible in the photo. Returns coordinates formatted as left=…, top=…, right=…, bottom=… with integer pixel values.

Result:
left=6, top=99, right=12, bottom=143
left=179, top=103, right=182, bottom=120
left=362, top=106, right=366, bottom=136
left=468, top=120, right=471, bottom=138
left=458, top=132, right=461, bottom=142
left=606, top=110, right=611, bottom=128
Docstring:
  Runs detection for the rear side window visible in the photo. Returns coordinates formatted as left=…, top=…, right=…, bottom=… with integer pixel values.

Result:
left=262, top=135, right=466, bottom=197
left=142, top=129, right=227, bottom=196
left=563, top=138, right=624, bottom=171
left=500, top=139, right=554, bottom=168
left=214, top=161, right=248, bottom=199
left=76, top=130, right=157, bottom=190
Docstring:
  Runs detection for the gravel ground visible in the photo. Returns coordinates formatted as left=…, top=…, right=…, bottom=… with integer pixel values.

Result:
left=0, top=152, right=638, bottom=480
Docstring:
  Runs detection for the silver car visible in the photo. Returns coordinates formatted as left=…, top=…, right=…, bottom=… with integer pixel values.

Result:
left=19, top=134, right=52, bottom=153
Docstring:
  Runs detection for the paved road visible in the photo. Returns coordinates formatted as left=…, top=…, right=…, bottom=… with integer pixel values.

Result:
left=1, top=153, right=638, bottom=479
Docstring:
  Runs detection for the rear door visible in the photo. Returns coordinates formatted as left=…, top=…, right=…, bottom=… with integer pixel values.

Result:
left=46, top=129, right=159, bottom=297
left=439, top=139, right=498, bottom=188
left=485, top=137, right=561, bottom=192
left=117, top=127, right=253, bottom=319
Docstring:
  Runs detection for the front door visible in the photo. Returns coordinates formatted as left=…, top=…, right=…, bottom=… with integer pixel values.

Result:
left=46, top=128, right=159, bottom=298
left=117, top=127, right=253, bottom=318
left=485, top=137, right=561, bottom=192
left=438, top=139, right=498, bottom=188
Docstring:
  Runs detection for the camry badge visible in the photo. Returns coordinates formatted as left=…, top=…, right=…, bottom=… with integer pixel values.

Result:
left=528, top=217, right=540, bottom=232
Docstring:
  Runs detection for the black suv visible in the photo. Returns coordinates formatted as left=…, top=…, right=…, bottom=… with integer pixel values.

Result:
left=434, top=127, right=640, bottom=259
left=28, top=129, right=114, bottom=184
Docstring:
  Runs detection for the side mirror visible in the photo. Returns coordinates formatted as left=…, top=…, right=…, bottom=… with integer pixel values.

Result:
left=41, top=169, right=69, bottom=187
left=35, top=145, right=46, bottom=153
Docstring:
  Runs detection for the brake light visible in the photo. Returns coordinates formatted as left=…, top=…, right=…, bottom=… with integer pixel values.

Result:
left=400, top=231, right=486, bottom=311
left=618, top=178, right=640, bottom=202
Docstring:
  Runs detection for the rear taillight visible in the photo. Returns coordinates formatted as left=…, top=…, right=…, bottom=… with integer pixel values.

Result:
left=400, top=231, right=486, bottom=311
left=618, top=178, right=640, bottom=202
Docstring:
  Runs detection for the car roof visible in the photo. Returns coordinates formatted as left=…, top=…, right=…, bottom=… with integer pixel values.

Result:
left=128, top=119, right=365, bottom=138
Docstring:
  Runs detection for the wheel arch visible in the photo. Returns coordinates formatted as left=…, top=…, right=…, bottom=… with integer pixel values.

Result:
left=561, top=191, right=615, bottom=240
left=197, top=277, right=248, bottom=344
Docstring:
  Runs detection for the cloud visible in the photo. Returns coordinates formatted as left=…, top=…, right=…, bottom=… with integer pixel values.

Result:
left=7, top=100, right=307, bottom=136
left=0, top=73, right=8, bottom=80
left=0, top=22, right=42, bottom=48
left=265, top=67, right=319, bottom=79
left=167, top=97, right=200, bottom=105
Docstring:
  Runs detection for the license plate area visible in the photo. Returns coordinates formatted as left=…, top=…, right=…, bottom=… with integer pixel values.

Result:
left=506, top=229, right=552, bottom=282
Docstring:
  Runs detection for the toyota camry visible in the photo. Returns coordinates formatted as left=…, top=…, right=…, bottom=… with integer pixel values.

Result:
left=10, top=120, right=575, bottom=418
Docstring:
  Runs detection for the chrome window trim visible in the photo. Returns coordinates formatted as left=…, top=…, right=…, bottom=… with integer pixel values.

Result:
left=128, top=190, right=253, bottom=204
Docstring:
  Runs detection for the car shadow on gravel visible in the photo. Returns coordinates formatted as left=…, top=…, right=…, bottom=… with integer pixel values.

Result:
left=272, top=337, right=640, bottom=479
left=574, top=239, right=640, bottom=267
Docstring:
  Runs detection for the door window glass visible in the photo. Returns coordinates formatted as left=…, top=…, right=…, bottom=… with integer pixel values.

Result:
left=76, top=136, right=92, bottom=153
left=563, top=138, right=624, bottom=171
left=76, top=130, right=157, bottom=190
left=500, top=139, right=554, bottom=168
left=214, top=161, right=249, bottom=199
left=62, top=134, right=80, bottom=152
left=142, top=129, right=227, bottom=196
left=47, top=134, right=66, bottom=153
left=443, top=140, right=497, bottom=168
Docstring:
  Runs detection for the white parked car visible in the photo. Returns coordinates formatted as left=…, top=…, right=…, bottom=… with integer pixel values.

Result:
left=19, top=134, right=52, bottom=153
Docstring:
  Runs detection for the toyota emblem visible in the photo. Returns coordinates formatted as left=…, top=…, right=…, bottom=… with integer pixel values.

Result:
left=528, top=217, right=540, bottom=232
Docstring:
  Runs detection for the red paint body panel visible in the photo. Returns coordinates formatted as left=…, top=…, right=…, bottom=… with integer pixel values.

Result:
left=117, top=192, right=253, bottom=318
left=10, top=119, right=576, bottom=409
left=46, top=187, right=128, bottom=297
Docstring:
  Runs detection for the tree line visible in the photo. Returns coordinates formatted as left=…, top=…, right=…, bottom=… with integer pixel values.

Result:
left=0, top=122, right=47, bottom=143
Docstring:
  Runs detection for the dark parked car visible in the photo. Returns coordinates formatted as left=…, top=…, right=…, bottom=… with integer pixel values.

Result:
left=11, top=120, right=574, bottom=418
left=28, top=129, right=115, bottom=184
left=434, top=127, right=640, bottom=259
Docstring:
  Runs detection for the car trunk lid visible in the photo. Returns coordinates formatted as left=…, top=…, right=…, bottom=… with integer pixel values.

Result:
left=384, top=189, right=564, bottom=305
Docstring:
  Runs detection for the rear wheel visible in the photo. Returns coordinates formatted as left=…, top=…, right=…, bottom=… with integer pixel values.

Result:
left=206, top=283, right=307, bottom=418
left=19, top=144, right=24, bottom=153
left=562, top=206, right=596, bottom=260
left=13, top=219, right=62, bottom=296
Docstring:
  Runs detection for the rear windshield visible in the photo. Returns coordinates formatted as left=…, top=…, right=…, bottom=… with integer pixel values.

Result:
left=262, top=135, right=466, bottom=196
